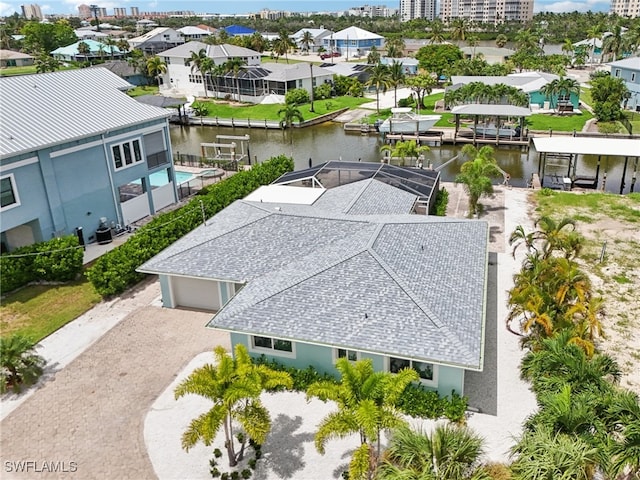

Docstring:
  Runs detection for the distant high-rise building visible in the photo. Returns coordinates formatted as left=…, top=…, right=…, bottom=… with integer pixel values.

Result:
left=440, top=0, right=533, bottom=24
left=21, top=3, right=43, bottom=19
left=348, top=4, right=398, bottom=17
left=78, top=4, right=91, bottom=18
left=400, top=0, right=436, bottom=21
left=130, top=6, right=139, bottom=16
left=98, top=7, right=107, bottom=17
left=611, top=0, right=639, bottom=18
left=113, top=7, right=126, bottom=16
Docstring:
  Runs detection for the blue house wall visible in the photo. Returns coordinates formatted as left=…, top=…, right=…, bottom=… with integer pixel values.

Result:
left=1, top=119, right=175, bottom=251
left=529, top=90, right=580, bottom=109
left=230, top=332, right=466, bottom=396
left=612, top=64, right=640, bottom=111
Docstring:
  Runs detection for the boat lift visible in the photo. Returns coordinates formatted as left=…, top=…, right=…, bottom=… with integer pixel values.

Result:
left=200, top=134, right=251, bottom=168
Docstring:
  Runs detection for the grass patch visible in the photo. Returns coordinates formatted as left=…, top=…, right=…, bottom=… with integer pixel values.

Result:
left=526, top=111, right=593, bottom=132
left=535, top=190, right=640, bottom=224
left=612, top=274, right=632, bottom=284
left=0, top=65, right=77, bottom=76
left=127, top=85, right=159, bottom=97
left=622, top=110, right=640, bottom=135
left=0, top=276, right=101, bottom=342
left=198, top=95, right=370, bottom=121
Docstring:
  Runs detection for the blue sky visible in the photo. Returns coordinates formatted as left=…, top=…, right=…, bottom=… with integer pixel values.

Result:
left=0, top=0, right=610, bottom=18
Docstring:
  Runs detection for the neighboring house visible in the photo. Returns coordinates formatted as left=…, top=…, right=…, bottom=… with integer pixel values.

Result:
left=609, top=57, right=640, bottom=111
left=290, top=28, right=333, bottom=52
left=323, top=26, right=384, bottom=58
left=139, top=162, right=489, bottom=396
left=136, top=19, right=158, bottom=31
left=320, top=62, right=371, bottom=83
left=223, top=25, right=256, bottom=36
left=177, top=26, right=213, bottom=41
left=0, top=50, right=34, bottom=68
left=211, top=62, right=334, bottom=103
left=380, top=56, right=419, bottom=74
left=449, top=72, right=580, bottom=110
left=129, top=27, right=184, bottom=54
left=460, top=46, right=515, bottom=65
left=51, top=39, right=124, bottom=62
left=158, top=42, right=261, bottom=97
left=89, top=60, right=148, bottom=86
left=0, top=68, right=178, bottom=252
left=74, top=29, right=109, bottom=41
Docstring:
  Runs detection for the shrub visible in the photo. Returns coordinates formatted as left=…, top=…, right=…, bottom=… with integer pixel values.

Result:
left=398, top=96, right=415, bottom=108
left=210, top=467, right=221, bottom=478
left=241, top=469, right=252, bottom=479
left=248, top=459, right=257, bottom=470
left=213, top=448, right=222, bottom=458
left=0, top=235, right=83, bottom=293
left=313, top=83, right=332, bottom=100
left=86, top=156, right=294, bottom=296
left=434, top=187, right=449, bottom=216
left=0, top=334, right=46, bottom=394
left=230, top=471, right=240, bottom=480
left=285, top=88, right=309, bottom=105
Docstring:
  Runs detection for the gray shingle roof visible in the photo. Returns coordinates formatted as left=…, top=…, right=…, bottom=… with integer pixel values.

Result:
left=0, top=68, right=169, bottom=159
left=139, top=185, right=489, bottom=370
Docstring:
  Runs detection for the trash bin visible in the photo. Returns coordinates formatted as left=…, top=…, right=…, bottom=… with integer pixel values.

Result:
left=75, top=227, right=86, bottom=250
left=96, top=226, right=112, bottom=245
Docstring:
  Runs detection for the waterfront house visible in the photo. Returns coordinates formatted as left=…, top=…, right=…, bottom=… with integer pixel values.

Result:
left=0, top=68, right=177, bottom=252
left=609, top=57, right=640, bottom=112
left=51, top=39, right=124, bottom=62
left=128, top=27, right=184, bottom=54
left=0, top=50, right=34, bottom=68
left=90, top=60, right=148, bottom=86
left=138, top=163, right=489, bottom=396
left=177, top=26, right=213, bottom=41
left=323, top=26, right=384, bottom=58
left=290, top=28, right=334, bottom=53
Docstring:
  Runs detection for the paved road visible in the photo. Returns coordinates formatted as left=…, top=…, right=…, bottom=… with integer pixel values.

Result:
left=1, top=280, right=229, bottom=479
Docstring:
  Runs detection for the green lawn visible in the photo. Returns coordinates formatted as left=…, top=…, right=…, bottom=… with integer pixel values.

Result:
left=0, top=65, right=76, bottom=76
left=0, top=277, right=102, bottom=342
left=127, top=85, right=160, bottom=97
left=535, top=191, right=640, bottom=224
left=525, top=111, right=593, bottom=132
left=197, top=95, right=370, bottom=121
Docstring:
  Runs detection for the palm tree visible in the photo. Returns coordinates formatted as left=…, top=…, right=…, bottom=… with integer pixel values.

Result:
left=365, top=63, right=391, bottom=113
left=273, top=30, right=293, bottom=63
left=77, top=41, right=90, bottom=60
left=278, top=103, right=304, bottom=144
left=455, top=145, right=502, bottom=216
left=380, top=140, right=430, bottom=166
left=450, top=18, right=469, bottom=44
left=586, top=23, right=604, bottom=64
left=561, top=38, right=574, bottom=58
left=186, top=48, right=213, bottom=98
left=388, top=60, right=406, bottom=108
left=248, top=32, right=266, bottom=53
left=428, top=19, right=447, bottom=44
left=378, top=424, right=488, bottom=480
left=509, top=216, right=581, bottom=261
left=367, top=45, right=380, bottom=64
left=605, top=390, right=640, bottom=479
left=306, top=358, right=418, bottom=480
left=385, top=36, right=405, bottom=58
left=146, top=55, right=167, bottom=87
left=191, top=102, right=209, bottom=126
left=116, top=38, right=130, bottom=54
left=104, top=37, right=118, bottom=59
left=35, top=53, right=61, bottom=73
left=0, top=334, right=46, bottom=393
left=223, top=58, right=246, bottom=102
left=300, top=30, right=314, bottom=54
left=602, top=24, right=625, bottom=62
left=495, top=34, right=508, bottom=48
left=174, top=345, right=292, bottom=467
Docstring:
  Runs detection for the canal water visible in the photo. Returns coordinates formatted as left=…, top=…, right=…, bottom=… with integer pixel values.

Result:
left=170, top=123, right=636, bottom=193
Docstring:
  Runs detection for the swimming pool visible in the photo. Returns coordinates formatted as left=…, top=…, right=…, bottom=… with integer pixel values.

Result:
left=147, top=170, right=196, bottom=187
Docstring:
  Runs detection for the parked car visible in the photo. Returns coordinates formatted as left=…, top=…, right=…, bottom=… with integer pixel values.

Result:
left=320, top=52, right=340, bottom=60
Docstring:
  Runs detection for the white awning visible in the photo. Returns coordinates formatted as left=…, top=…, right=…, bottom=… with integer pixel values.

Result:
left=244, top=185, right=325, bottom=205
left=533, top=137, right=640, bottom=157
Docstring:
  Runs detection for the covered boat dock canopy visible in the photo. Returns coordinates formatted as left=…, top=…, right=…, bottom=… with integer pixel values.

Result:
left=451, top=104, right=531, bottom=144
left=533, top=136, right=640, bottom=193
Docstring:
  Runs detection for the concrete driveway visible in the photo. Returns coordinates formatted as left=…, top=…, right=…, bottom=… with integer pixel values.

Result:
left=0, top=279, right=229, bottom=479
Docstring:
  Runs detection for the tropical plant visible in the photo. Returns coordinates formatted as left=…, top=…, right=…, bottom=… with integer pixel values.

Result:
left=378, top=424, right=489, bottom=480
left=174, top=345, right=292, bottom=467
left=146, top=55, right=167, bottom=86
left=509, top=216, right=581, bottom=261
left=367, top=45, right=380, bottom=64
left=306, top=358, right=418, bottom=480
left=272, top=30, right=293, bottom=63
left=365, top=63, right=391, bottom=113
left=77, top=40, right=90, bottom=58
left=405, top=72, right=437, bottom=109
left=388, top=60, right=406, bottom=108
left=380, top=140, right=430, bottom=166
left=300, top=30, right=314, bottom=54
left=34, top=53, right=61, bottom=73
left=385, top=36, right=405, bottom=58
left=192, top=102, right=209, bottom=125
left=428, top=19, right=447, bottom=44
left=186, top=48, right=214, bottom=97
left=539, top=77, right=580, bottom=113
left=510, top=426, right=600, bottom=480
left=495, top=34, right=508, bottom=48
left=223, top=58, right=246, bottom=102
left=0, top=334, right=46, bottom=393
left=278, top=103, right=304, bottom=129
left=450, top=18, right=470, bottom=43
left=602, top=24, right=625, bottom=62
left=455, top=145, right=502, bottom=216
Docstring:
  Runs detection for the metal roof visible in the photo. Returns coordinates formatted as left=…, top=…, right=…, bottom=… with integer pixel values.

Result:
left=0, top=68, right=170, bottom=159
left=533, top=137, right=640, bottom=157
left=332, top=26, right=383, bottom=40
left=138, top=196, right=489, bottom=370
left=451, top=104, right=532, bottom=117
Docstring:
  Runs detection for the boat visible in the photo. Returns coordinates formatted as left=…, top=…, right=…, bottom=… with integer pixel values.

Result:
left=377, top=107, right=441, bottom=134
left=469, top=124, right=520, bottom=138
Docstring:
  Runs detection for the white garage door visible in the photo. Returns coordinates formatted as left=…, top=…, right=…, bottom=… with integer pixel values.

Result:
left=171, top=277, right=221, bottom=311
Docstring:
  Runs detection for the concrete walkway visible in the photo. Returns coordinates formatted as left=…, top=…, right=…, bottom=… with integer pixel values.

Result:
left=0, top=278, right=229, bottom=479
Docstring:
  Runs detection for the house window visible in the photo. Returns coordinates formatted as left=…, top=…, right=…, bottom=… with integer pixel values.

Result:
left=632, top=73, right=636, bottom=82
left=112, top=139, right=143, bottom=170
left=1, top=174, right=20, bottom=210
left=250, top=335, right=295, bottom=357
left=615, top=69, right=621, bottom=77
left=388, top=356, right=438, bottom=386
left=188, top=74, right=203, bottom=84
left=334, top=348, right=359, bottom=362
